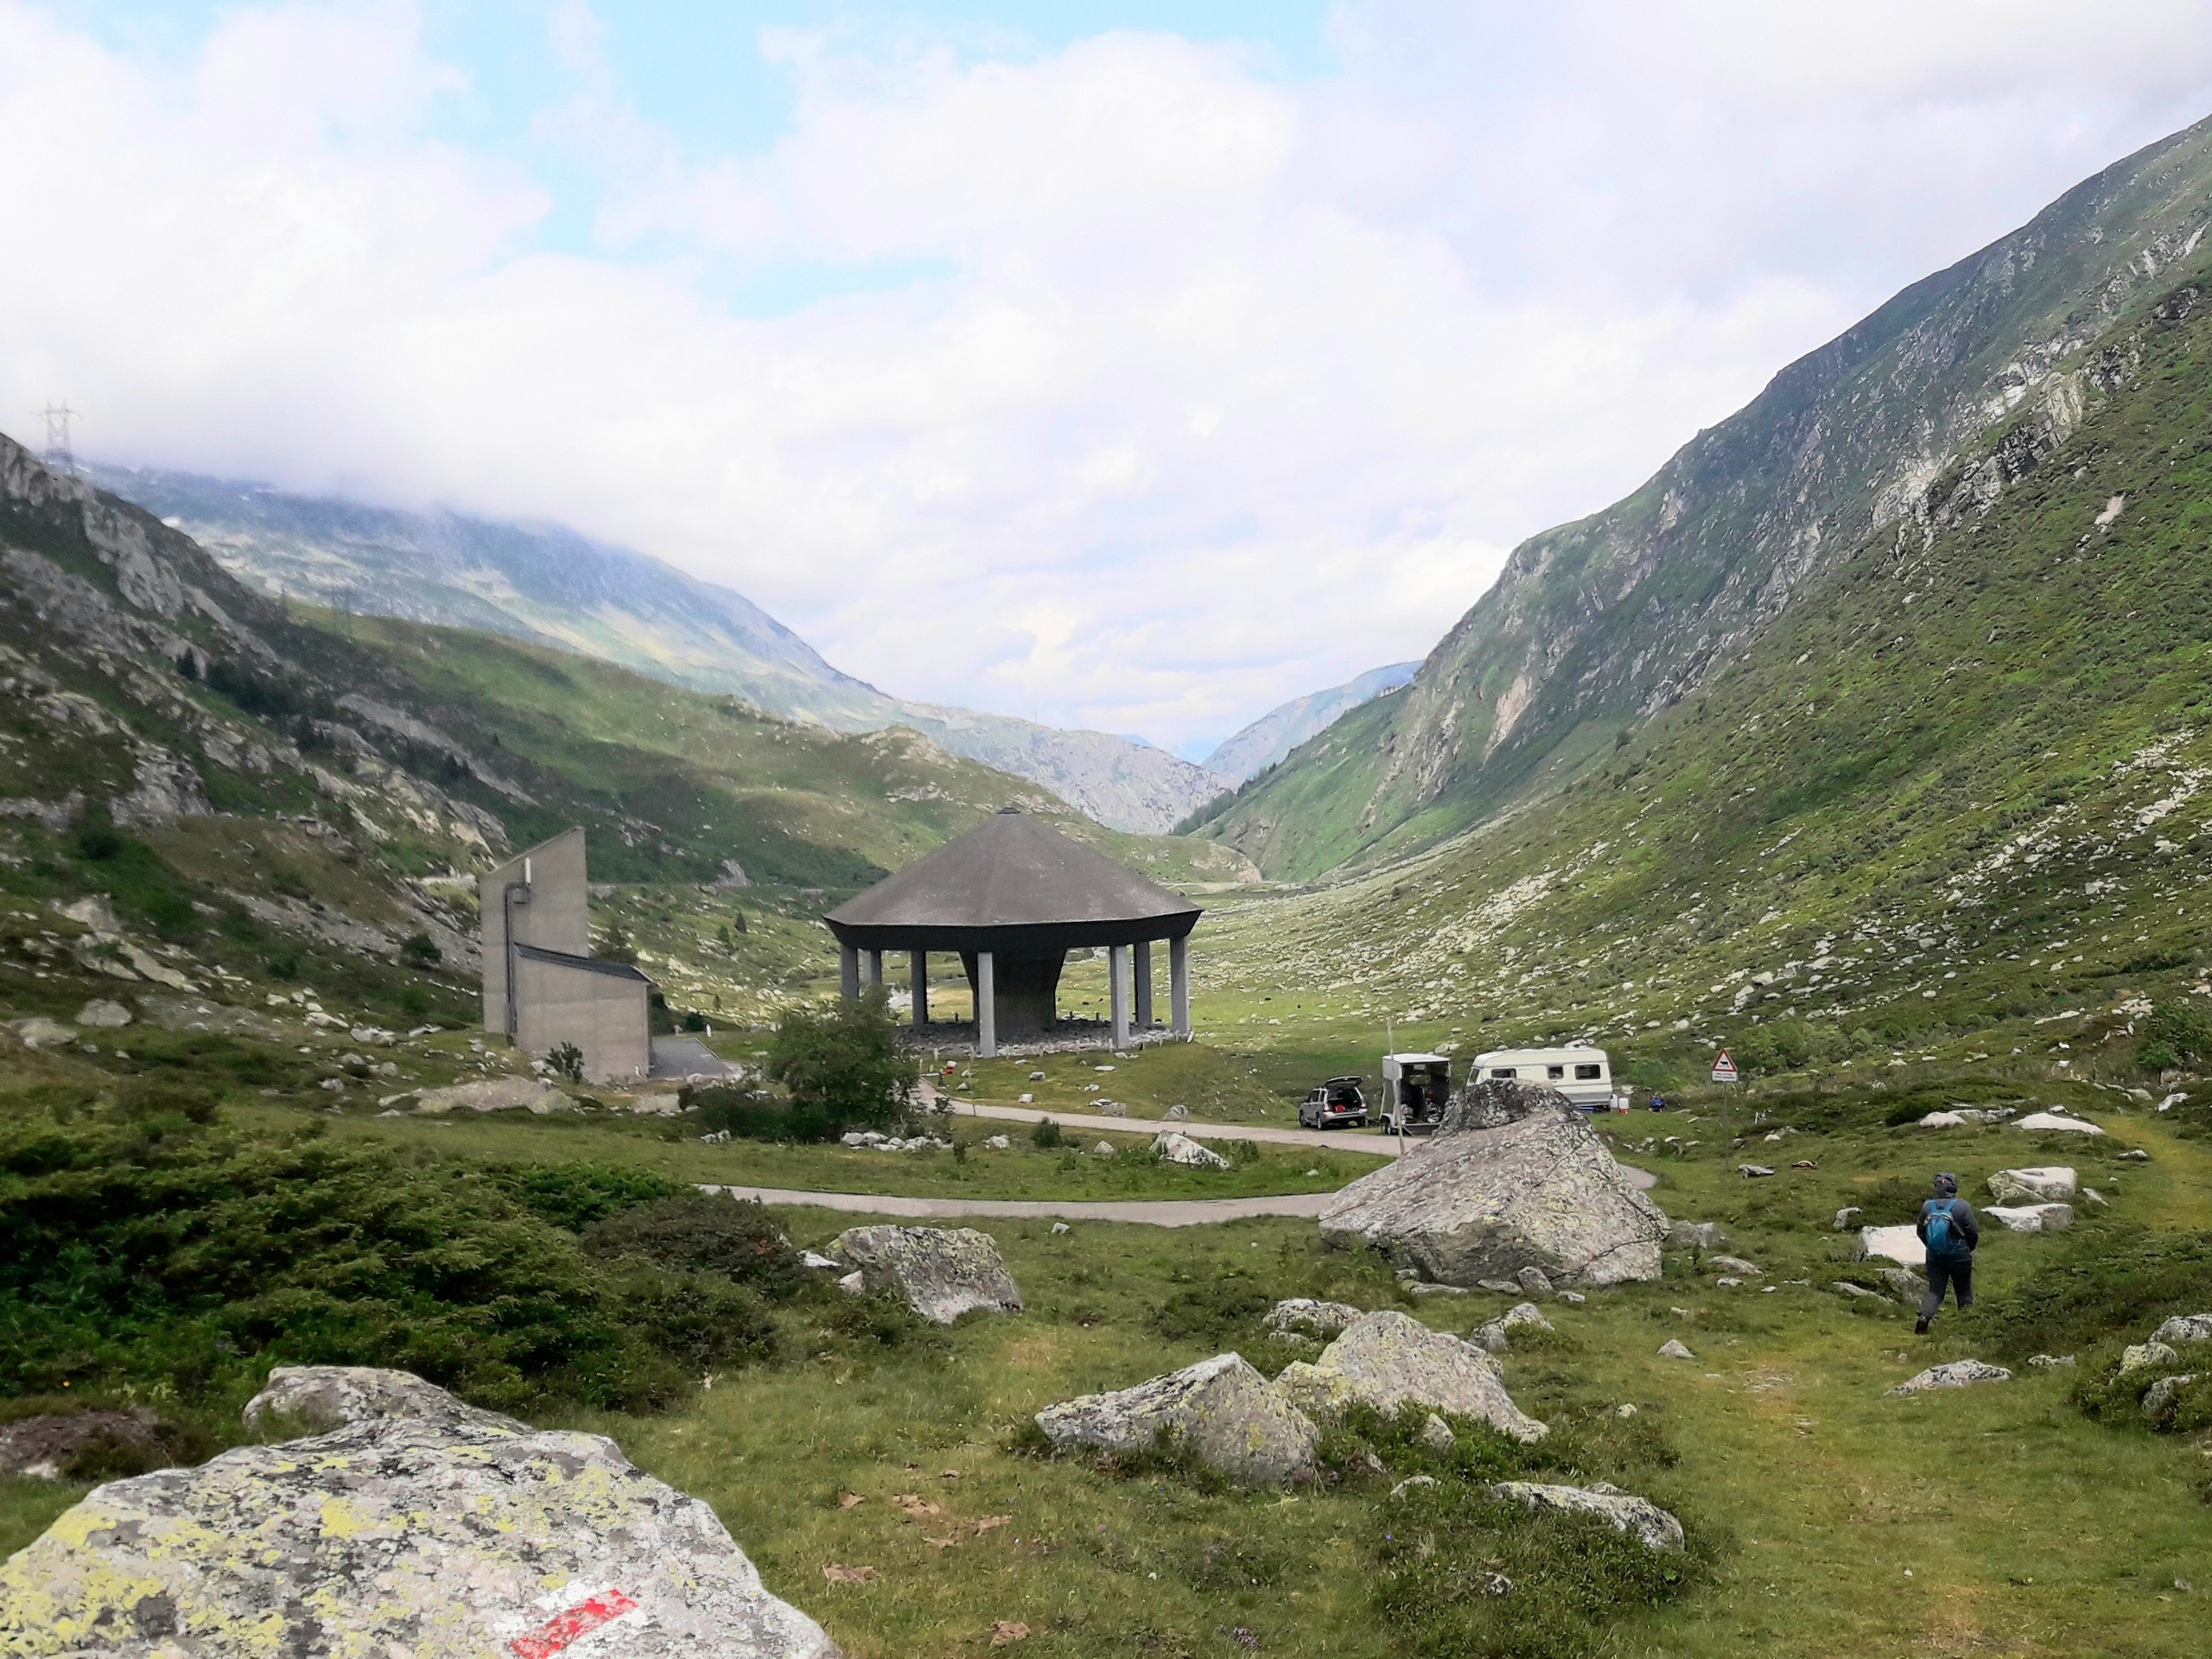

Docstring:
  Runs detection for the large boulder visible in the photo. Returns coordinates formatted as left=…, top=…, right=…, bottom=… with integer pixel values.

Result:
left=1319, top=1105, right=1668, bottom=1287
left=0, top=1368, right=838, bottom=1659
left=2153, top=1313, right=2212, bottom=1346
left=242, top=1363, right=523, bottom=1436
left=1491, top=1481, right=1684, bottom=1550
left=1152, top=1131, right=1230, bottom=1169
left=1274, top=1311, right=1548, bottom=1442
left=1437, top=1077, right=1567, bottom=1133
left=1987, top=1166, right=2076, bottom=1203
left=829, top=1224, right=1023, bottom=1324
left=1034, top=1353, right=1318, bottom=1486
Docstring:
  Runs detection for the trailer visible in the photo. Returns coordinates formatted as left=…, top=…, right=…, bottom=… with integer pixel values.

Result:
left=1469, top=1046, right=1613, bottom=1110
left=1379, top=1052, right=1452, bottom=1134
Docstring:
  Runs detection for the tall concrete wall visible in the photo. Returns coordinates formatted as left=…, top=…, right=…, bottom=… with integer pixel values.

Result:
left=514, top=955, right=652, bottom=1084
left=480, top=827, right=591, bottom=1035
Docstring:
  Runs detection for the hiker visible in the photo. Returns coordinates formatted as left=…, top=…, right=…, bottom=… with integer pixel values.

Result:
left=1913, top=1172, right=1980, bottom=1334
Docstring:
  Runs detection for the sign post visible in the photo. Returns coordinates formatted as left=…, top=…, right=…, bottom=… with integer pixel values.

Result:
left=1711, top=1048, right=1738, bottom=1141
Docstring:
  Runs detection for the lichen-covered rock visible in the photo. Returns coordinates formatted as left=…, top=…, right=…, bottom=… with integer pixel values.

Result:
left=1491, top=1481, right=1684, bottom=1551
left=2141, top=1373, right=2198, bottom=1424
left=1264, top=1298, right=1363, bottom=1338
left=1034, top=1353, right=1317, bottom=1486
left=1657, top=1338, right=1695, bottom=1360
left=829, top=1224, right=1022, bottom=1324
left=1152, top=1130, right=1230, bottom=1169
left=1274, top=1312, right=1547, bottom=1442
left=0, top=1370, right=839, bottom=1659
left=2152, top=1313, right=2212, bottom=1345
left=1890, top=1358, right=2011, bottom=1395
left=2120, top=1339, right=2181, bottom=1375
left=1319, top=1105, right=1667, bottom=1287
left=241, top=1363, right=524, bottom=1437
left=413, top=1076, right=566, bottom=1115
left=1436, top=1077, right=1566, bottom=1133
left=1987, top=1166, right=2077, bottom=1203
left=1670, top=1221, right=1730, bottom=1249
left=1469, top=1301, right=1553, bottom=1354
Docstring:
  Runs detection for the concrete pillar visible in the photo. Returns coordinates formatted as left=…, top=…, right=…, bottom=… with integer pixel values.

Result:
left=1169, top=934, right=1191, bottom=1038
left=865, top=950, right=884, bottom=988
left=1109, top=943, right=1130, bottom=1050
left=840, top=943, right=860, bottom=1001
left=1133, top=940, right=1154, bottom=1028
left=976, top=950, right=996, bottom=1058
left=910, top=950, right=928, bottom=1026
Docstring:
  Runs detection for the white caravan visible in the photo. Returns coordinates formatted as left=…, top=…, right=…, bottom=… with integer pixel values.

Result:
left=1471, top=1046, right=1614, bottom=1111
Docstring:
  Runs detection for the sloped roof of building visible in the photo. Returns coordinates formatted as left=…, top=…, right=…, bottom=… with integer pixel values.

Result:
left=824, top=809, right=1200, bottom=951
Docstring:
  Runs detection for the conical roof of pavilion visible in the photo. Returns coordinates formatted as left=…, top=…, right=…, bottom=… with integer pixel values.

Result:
left=824, top=808, right=1201, bottom=954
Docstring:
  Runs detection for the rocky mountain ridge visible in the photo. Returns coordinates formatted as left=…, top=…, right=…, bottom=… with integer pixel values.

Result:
left=1193, top=111, right=2212, bottom=878
left=93, top=466, right=1230, bottom=835
left=1199, top=661, right=1419, bottom=787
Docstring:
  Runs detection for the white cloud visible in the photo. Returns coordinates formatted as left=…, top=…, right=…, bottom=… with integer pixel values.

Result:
left=5, top=1, right=2212, bottom=753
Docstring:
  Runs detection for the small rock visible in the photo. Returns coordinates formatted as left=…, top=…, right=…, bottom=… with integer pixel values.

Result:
left=1407, top=1282, right=1472, bottom=1296
left=2026, top=1353, right=2076, bottom=1368
left=1834, top=1206, right=1862, bottom=1230
left=9, top=1016, right=73, bottom=1047
left=2119, top=1148, right=2150, bottom=1161
left=1890, top=1359, right=2011, bottom=1395
left=1153, top=1130, right=1230, bottom=1169
left=829, top=1226, right=1024, bottom=1324
left=1986, top=1203, right=2073, bottom=1233
left=2152, top=1313, right=2212, bottom=1345
left=1096, top=1101, right=1127, bottom=1117
left=1165, top=1104, right=1190, bottom=1121
left=1469, top=1302, right=1553, bottom=1354
left=2121, top=1340, right=2181, bottom=1375
left=1017, top=1093, right=1033, bottom=1103
left=1830, top=1281, right=1880, bottom=1300
left=1050, top=1222, right=1071, bottom=1236
left=1028, top=1071, right=1047, bottom=1081
left=1091, top=1141, right=1118, bottom=1157
left=2142, top=1374, right=2197, bottom=1422
left=1556, top=1290, right=1586, bottom=1304
left=1034, top=1354, right=1317, bottom=1486
left=1419, top=1413, right=1457, bottom=1453
left=1491, top=1481, right=1684, bottom=1551
left=414, top=1077, right=565, bottom=1116
left=1714, top=1276, right=1742, bottom=1288
left=1738, top=1165, right=1776, bottom=1179
left=75, top=999, right=132, bottom=1029
left=1670, top=1221, right=1730, bottom=1249
left=1389, top=1474, right=1440, bottom=1499
left=1264, top=1299, right=1363, bottom=1339
left=1874, top=1267, right=1929, bottom=1302
left=1987, top=1166, right=2077, bottom=1203
left=800, top=1251, right=842, bottom=1271
left=836, top=1271, right=866, bottom=1294
left=2015, top=1111, right=2105, bottom=1135
left=1614, top=1402, right=1638, bottom=1418
left=984, top=1135, right=1011, bottom=1150
left=1476, top=1279, right=1522, bottom=1294
left=1658, top=1339, right=1695, bottom=1360
left=1516, top=1266, right=1554, bottom=1295
left=1710, top=1255, right=1761, bottom=1276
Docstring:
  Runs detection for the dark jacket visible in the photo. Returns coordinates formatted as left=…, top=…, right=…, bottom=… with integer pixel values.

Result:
left=1916, top=1197, right=1980, bottom=1259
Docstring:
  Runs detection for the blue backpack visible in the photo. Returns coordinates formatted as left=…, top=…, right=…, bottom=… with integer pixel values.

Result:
left=1924, top=1200, right=1961, bottom=1255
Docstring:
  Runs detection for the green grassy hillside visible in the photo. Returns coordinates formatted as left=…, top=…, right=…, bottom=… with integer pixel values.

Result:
left=1187, top=256, right=2212, bottom=1115
left=1193, top=111, right=2212, bottom=879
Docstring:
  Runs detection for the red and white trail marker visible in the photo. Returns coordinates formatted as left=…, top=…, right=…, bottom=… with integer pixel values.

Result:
left=1710, top=1050, right=1739, bottom=1084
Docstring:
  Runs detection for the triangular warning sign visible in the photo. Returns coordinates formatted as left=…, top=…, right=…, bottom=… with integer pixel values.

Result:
left=1710, top=1050, right=1738, bottom=1084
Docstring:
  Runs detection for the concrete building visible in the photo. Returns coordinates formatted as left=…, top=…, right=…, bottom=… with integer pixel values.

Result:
left=480, top=827, right=652, bottom=1083
left=823, top=807, right=1201, bottom=1057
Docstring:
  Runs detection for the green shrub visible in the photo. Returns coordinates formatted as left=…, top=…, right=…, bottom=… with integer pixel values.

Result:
left=1031, top=1116, right=1064, bottom=1149
left=0, top=1118, right=759, bottom=1414
left=2137, top=1000, right=2212, bottom=1071
left=582, top=1195, right=804, bottom=1301
left=684, top=1082, right=833, bottom=1143
left=767, top=991, right=915, bottom=1136
left=1371, top=1480, right=1707, bottom=1659
left=400, top=931, right=441, bottom=967
left=1150, top=1270, right=1271, bottom=1346
left=1960, top=1223, right=2212, bottom=1360
left=493, top=1160, right=682, bottom=1231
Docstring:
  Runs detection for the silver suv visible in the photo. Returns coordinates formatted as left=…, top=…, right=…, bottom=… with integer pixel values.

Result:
left=1299, top=1077, right=1367, bottom=1129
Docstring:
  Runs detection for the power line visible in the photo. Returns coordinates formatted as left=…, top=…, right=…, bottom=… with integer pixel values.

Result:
left=41, top=403, right=77, bottom=474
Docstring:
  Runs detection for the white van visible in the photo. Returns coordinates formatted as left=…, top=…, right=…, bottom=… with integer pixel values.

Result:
left=1471, top=1046, right=1613, bottom=1111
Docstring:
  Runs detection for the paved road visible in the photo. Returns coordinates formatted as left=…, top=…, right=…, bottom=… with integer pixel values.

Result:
left=650, top=1036, right=740, bottom=1080
left=937, top=1093, right=1408, bottom=1157
left=698, top=1183, right=1338, bottom=1226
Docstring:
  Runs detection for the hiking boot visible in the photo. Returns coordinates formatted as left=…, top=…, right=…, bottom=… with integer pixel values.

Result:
left=1913, top=1316, right=1930, bottom=1336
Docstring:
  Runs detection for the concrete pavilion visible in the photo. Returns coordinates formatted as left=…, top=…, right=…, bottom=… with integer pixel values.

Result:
left=823, top=808, right=1200, bottom=1057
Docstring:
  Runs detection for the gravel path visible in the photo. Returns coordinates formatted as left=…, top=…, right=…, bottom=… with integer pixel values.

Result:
left=938, top=1093, right=1407, bottom=1156
left=698, top=1183, right=1339, bottom=1226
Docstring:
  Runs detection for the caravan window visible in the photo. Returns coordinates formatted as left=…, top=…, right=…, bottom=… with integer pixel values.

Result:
left=1574, top=1064, right=1602, bottom=1080
left=1488, top=1067, right=1516, bottom=1079
left=1546, top=1065, right=1565, bottom=1080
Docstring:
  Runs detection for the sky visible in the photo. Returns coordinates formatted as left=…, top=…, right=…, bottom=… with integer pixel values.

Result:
left=10, top=3, right=2212, bottom=760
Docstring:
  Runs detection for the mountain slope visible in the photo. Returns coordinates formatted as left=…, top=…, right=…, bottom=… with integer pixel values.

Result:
left=1198, top=243, right=2212, bottom=1095
left=1196, top=111, right=2212, bottom=878
left=92, top=466, right=1229, bottom=835
left=1199, top=662, right=1419, bottom=786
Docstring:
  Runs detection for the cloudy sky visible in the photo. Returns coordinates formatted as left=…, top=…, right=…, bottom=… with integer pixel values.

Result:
left=10, top=3, right=2212, bottom=758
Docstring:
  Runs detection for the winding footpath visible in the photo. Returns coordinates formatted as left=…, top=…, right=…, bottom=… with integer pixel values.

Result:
left=699, top=1093, right=1656, bottom=1224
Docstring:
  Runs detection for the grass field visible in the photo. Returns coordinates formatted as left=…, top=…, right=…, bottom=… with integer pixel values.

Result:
left=7, top=1077, right=2207, bottom=1656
